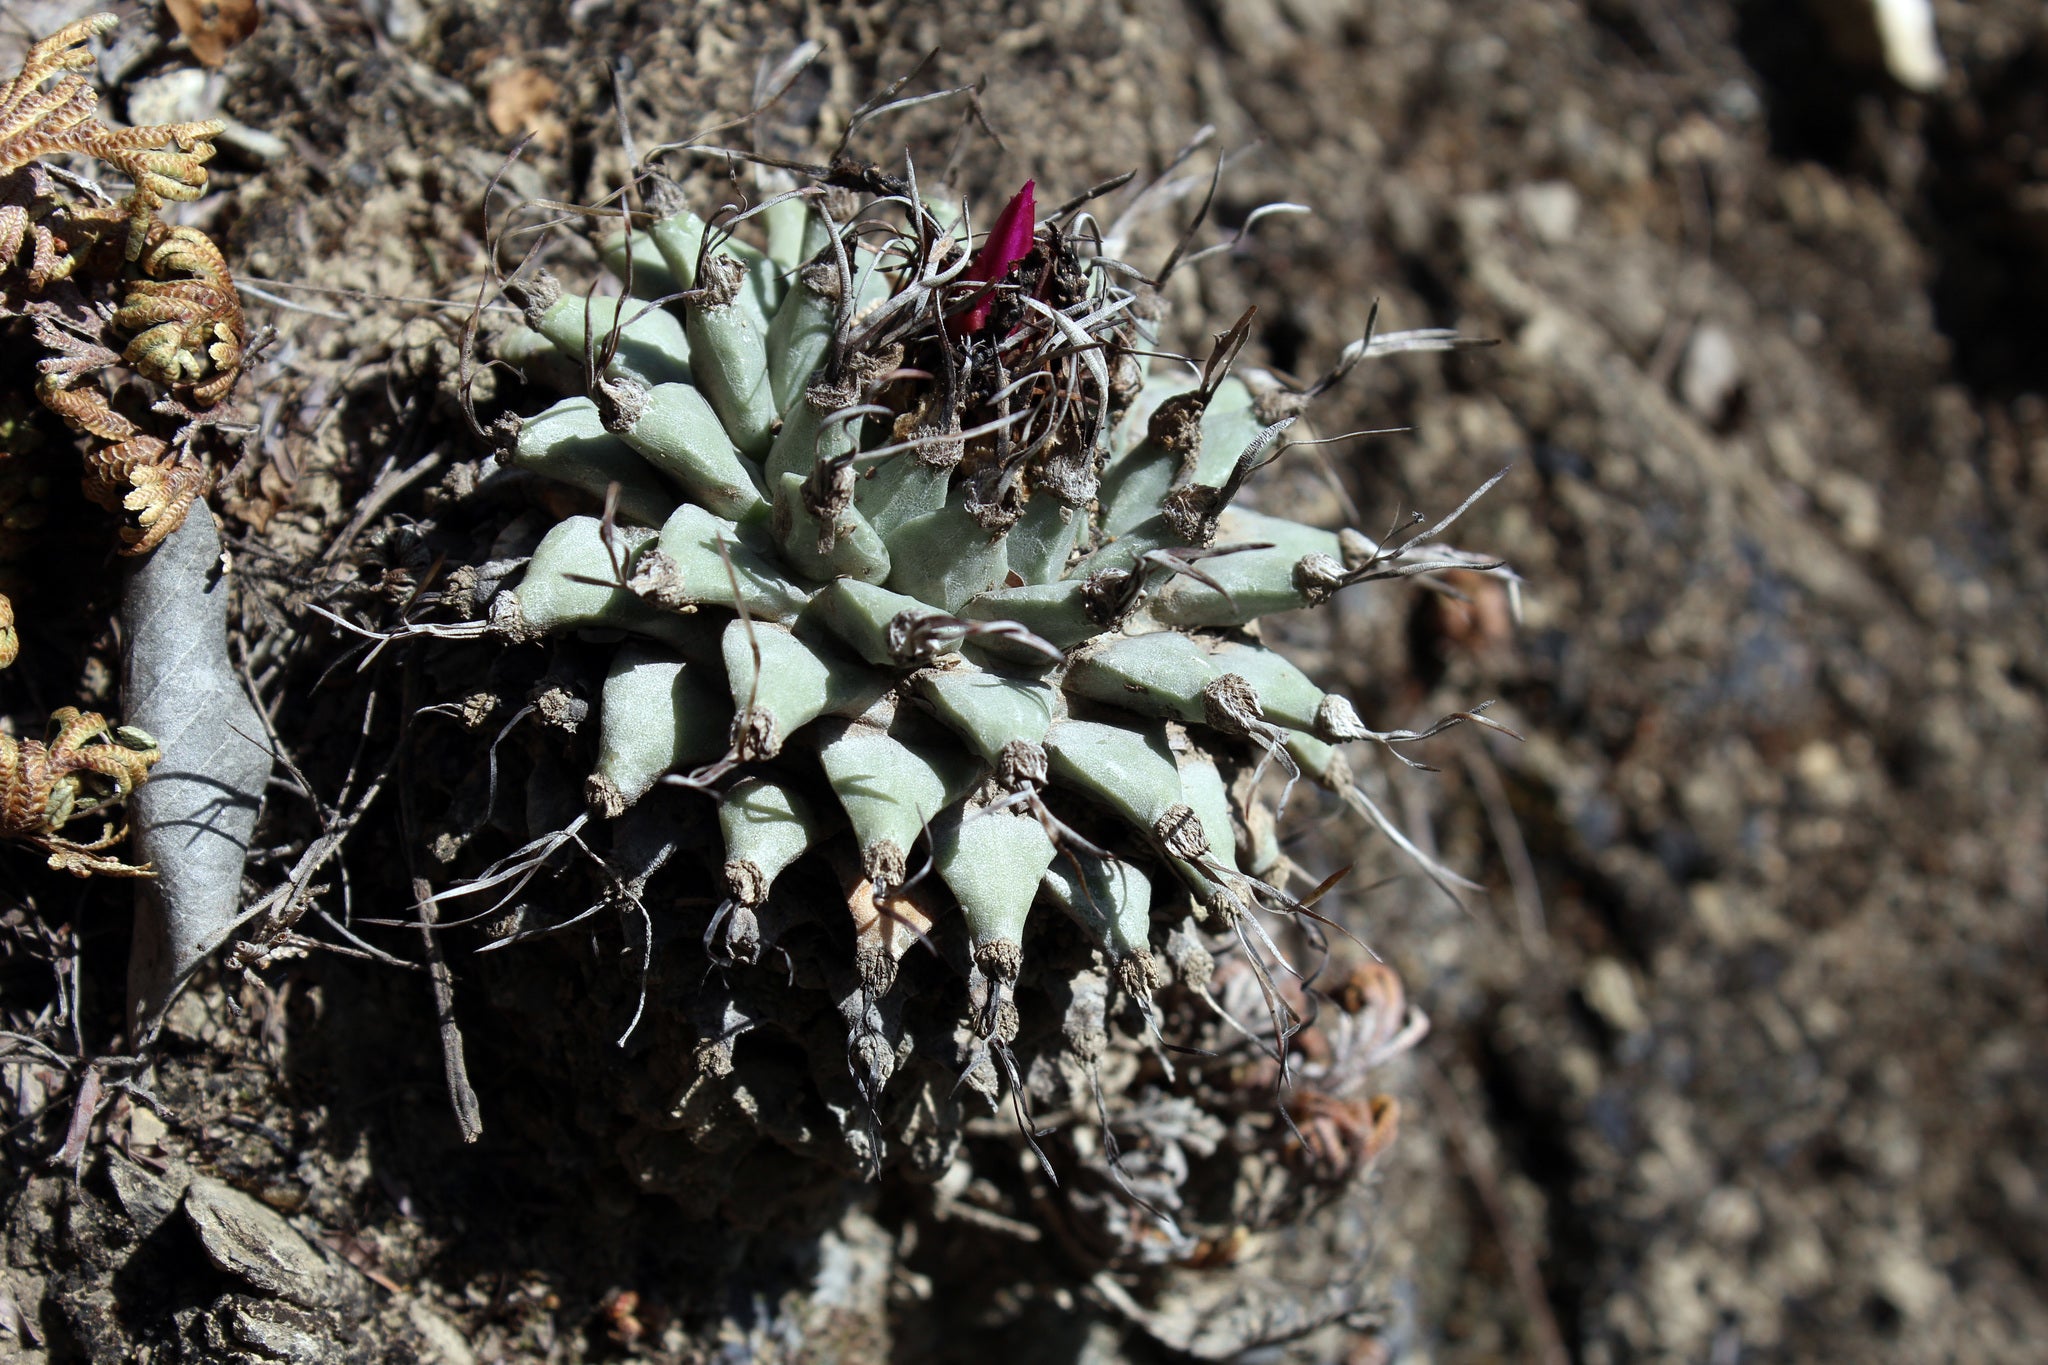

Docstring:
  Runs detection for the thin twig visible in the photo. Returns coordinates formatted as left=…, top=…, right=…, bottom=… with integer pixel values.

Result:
left=413, top=877, right=482, bottom=1143
left=1463, top=740, right=1547, bottom=953
left=399, top=654, right=482, bottom=1142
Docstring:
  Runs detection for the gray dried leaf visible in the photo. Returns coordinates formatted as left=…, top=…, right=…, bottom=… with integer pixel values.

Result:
left=122, top=509, right=274, bottom=1043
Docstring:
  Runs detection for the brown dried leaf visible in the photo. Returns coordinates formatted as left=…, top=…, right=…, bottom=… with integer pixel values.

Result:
left=164, top=0, right=262, bottom=69
left=1430, top=566, right=1514, bottom=650
left=486, top=65, right=564, bottom=149
left=847, top=877, right=939, bottom=964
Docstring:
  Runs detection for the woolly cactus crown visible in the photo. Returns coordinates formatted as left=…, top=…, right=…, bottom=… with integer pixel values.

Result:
left=481, top=157, right=1508, bottom=1135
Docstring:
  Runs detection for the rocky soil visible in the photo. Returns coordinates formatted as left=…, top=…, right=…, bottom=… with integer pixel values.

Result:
left=1, top=1, right=2042, bottom=1362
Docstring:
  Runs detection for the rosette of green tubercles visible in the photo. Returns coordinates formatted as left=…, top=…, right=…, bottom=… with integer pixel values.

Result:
left=486, top=172, right=1509, bottom=1049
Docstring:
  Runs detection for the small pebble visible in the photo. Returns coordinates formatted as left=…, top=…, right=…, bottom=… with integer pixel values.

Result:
left=183, top=1176, right=340, bottom=1307
left=1679, top=323, right=1742, bottom=423
left=1515, top=180, right=1581, bottom=246
left=218, top=118, right=291, bottom=165
left=124, top=67, right=219, bottom=127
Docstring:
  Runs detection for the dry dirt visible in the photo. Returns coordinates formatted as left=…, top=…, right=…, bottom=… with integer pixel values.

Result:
left=1, top=1, right=2043, bottom=1362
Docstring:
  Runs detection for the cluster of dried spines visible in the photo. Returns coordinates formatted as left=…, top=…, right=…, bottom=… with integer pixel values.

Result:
left=486, top=172, right=1504, bottom=1073
left=0, top=13, right=247, bottom=669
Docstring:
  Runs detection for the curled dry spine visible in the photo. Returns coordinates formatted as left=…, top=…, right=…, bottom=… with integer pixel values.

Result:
left=466, top=129, right=1514, bottom=1185
left=0, top=13, right=247, bottom=670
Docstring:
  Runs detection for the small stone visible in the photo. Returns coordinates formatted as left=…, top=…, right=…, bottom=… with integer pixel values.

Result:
left=366, top=0, right=430, bottom=45
left=124, top=68, right=219, bottom=128
left=1870, top=0, right=1947, bottom=92
left=406, top=1296, right=480, bottom=1365
left=216, top=1297, right=337, bottom=1364
left=1816, top=469, right=1883, bottom=548
left=1794, top=738, right=1859, bottom=808
left=1872, top=1241, right=1950, bottom=1321
left=129, top=1105, right=168, bottom=1151
left=162, top=987, right=213, bottom=1044
left=183, top=1177, right=339, bottom=1307
left=108, top=1151, right=189, bottom=1238
left=1515, top=181, right=1581, bottom=245
left=1581, top=957, right=1649, bottom=1036
left=216, top=119, right=290, bottom=166
left=1698, top=1185, right=1763, bottom=1246
left=1678, top=323, right=1742, bottom=423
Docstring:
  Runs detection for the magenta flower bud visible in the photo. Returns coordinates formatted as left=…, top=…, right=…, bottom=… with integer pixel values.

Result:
left=950, top=180, right=1036, bottom=335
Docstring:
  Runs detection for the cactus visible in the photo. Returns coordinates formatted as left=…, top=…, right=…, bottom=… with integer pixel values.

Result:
left=476, top=165, right=1509, bottom=1221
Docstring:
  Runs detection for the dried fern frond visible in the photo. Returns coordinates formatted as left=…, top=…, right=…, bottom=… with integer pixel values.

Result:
left=0, top=16, right=114, bottom=174
left=0, top=13, right=224, bottom=256
left=114, top=224, right=246, bottom=404
left=115, top=451, right=212, bottom=554
left=0, top=12, right=245, bottom=689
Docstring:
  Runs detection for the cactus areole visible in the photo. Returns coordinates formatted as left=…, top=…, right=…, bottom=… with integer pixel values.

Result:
left=484, top=165, right=1508, bottom=1121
